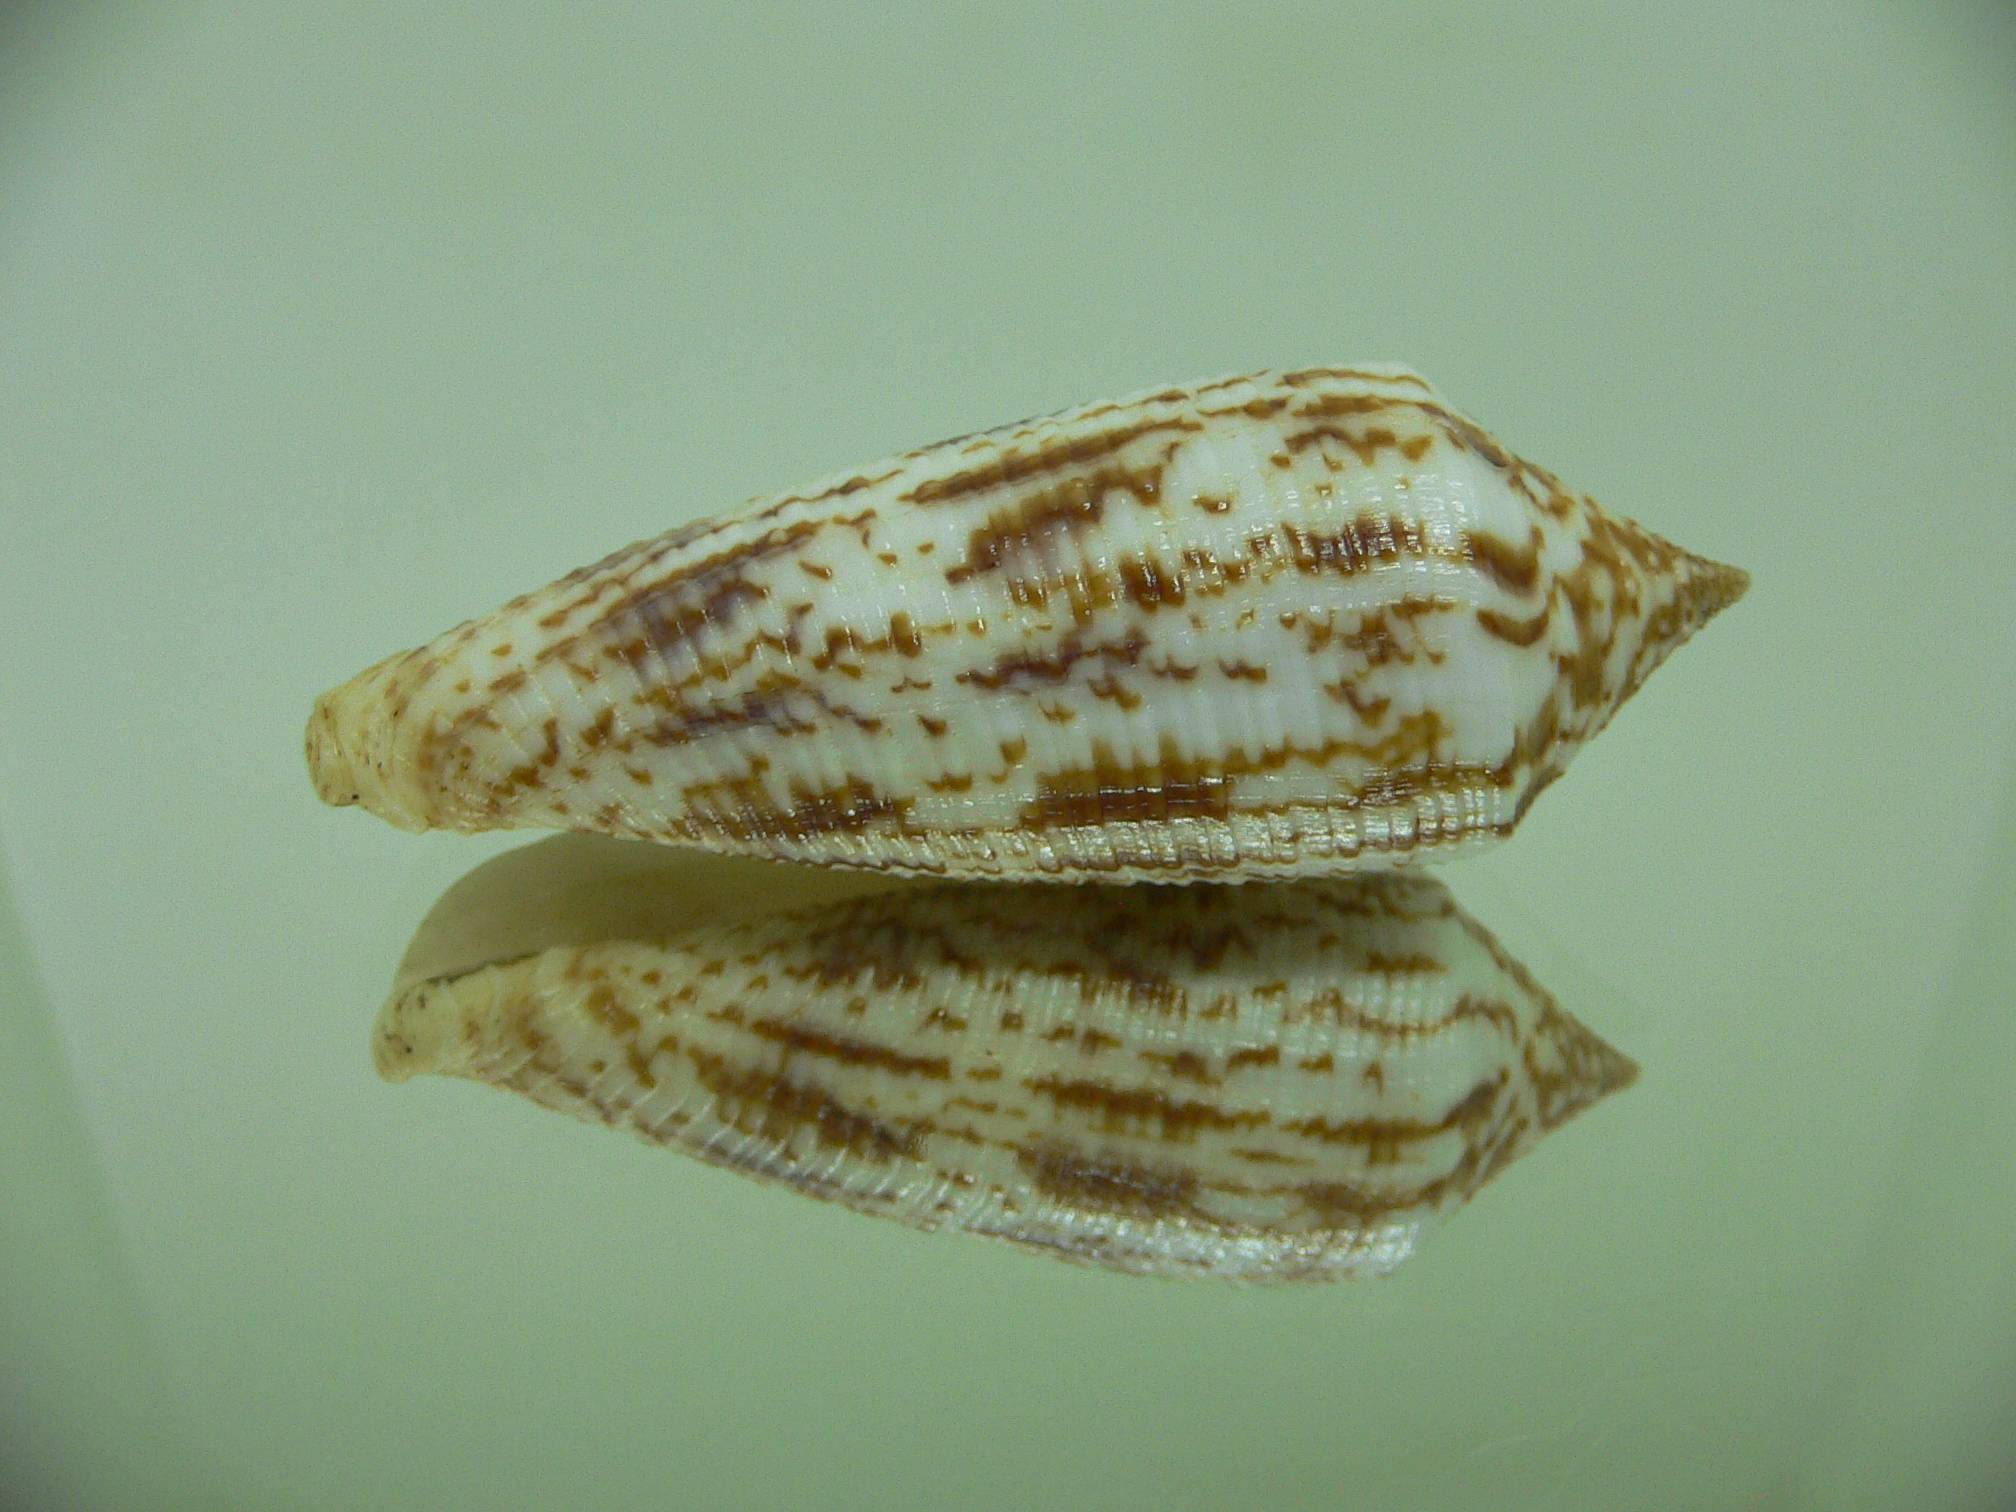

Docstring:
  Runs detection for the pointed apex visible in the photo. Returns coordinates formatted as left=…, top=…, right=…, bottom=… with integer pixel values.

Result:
left=1531, top=1001, right=1642, bottom=1131
left=1597, top=519, right=1750, bottom=718
left=1677, top=548, right=1751, bottom=636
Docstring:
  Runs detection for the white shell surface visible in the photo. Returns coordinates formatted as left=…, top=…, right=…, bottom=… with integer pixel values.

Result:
left=310, top=365, right=1747, bottom=879
left=377, top=838, right=1638, bottom=1281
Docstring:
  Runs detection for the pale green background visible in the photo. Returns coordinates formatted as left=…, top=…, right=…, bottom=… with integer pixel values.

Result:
left=3, top=3, right=2014, bottom=1509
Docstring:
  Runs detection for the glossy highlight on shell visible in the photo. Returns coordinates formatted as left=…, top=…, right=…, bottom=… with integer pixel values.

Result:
left=378, top=838, right=1638, bottom=1280
left=309, top=364, right=1748, bottom=879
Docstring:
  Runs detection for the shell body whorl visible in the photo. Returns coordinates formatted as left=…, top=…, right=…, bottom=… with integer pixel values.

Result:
left=310, top=365, right=1747, bottom=880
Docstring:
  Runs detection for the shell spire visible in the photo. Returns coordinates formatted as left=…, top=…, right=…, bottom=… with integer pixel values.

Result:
left=308, top=365, right=1746, bottom=880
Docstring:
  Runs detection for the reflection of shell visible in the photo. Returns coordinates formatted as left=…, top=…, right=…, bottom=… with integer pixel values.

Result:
left=378, top=854, right=1636, bottom=1280
left=309, top=365, right=1746, bottom=880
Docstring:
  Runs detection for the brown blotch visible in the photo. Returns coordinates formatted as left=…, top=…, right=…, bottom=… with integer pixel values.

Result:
left=943, top=463, right=1152, bottom=593
left=580, top=980, right=640, bottom=1041
left=577, top=707, right=619, bottom=751
left=1332, top=682, right=1393, bottom=721
left=958, top=626, right=1148, bottom=692
left=1020, top=735, right=1232, bottom=831
left=1117, top=555, right=1186, bottom=610
left=1465, top=527, right=1543, bottom=594
left=686, top=1048, right=925, bottom=1164
left=1283, top=1072, right=1505, bottom=1162
left=1427, top=406, right=1516, bottom=469
left=1478, top=604, right=1552, bottom=647
left=1292, top=1181, right=1400, bottom=1226
left=745, top=1018, right=950, bottom=1080
left=1022, top=1075, right=1268, bottom=1141
left=1280, top=515, right=1428, bottom=576
left=1229, top=1147, right=1311, bottom=1166
left=1140, top=1050, right=1218, bottom=1085
left=705, top=776, right=910, bottom=841
left=1289, top=391, right=1394, bottom=420
left=1363, top=952, right=1443, bottom=975
left=1016, top=1142, right=1209, bottom=1223
left=907, top=416, right=1194, bottom=508
left=1318, top=594, right=1460, bottom=671
left=1088, top=673, right=1142, bottom=710
left=1281, top=366, right=1432, bottom=391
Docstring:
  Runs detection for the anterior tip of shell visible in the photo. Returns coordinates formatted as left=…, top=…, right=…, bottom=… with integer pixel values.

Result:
left=305, top=695, right=360, bottom=807
left=372, top=976, right=476, bottom=1083
left=306, top=652, right=436, bottom=833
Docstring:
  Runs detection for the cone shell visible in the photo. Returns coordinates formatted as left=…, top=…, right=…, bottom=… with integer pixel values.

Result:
left=310, top=365, right=1746, bottom=880
left=378, top=840, right=1638, bottom=1281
